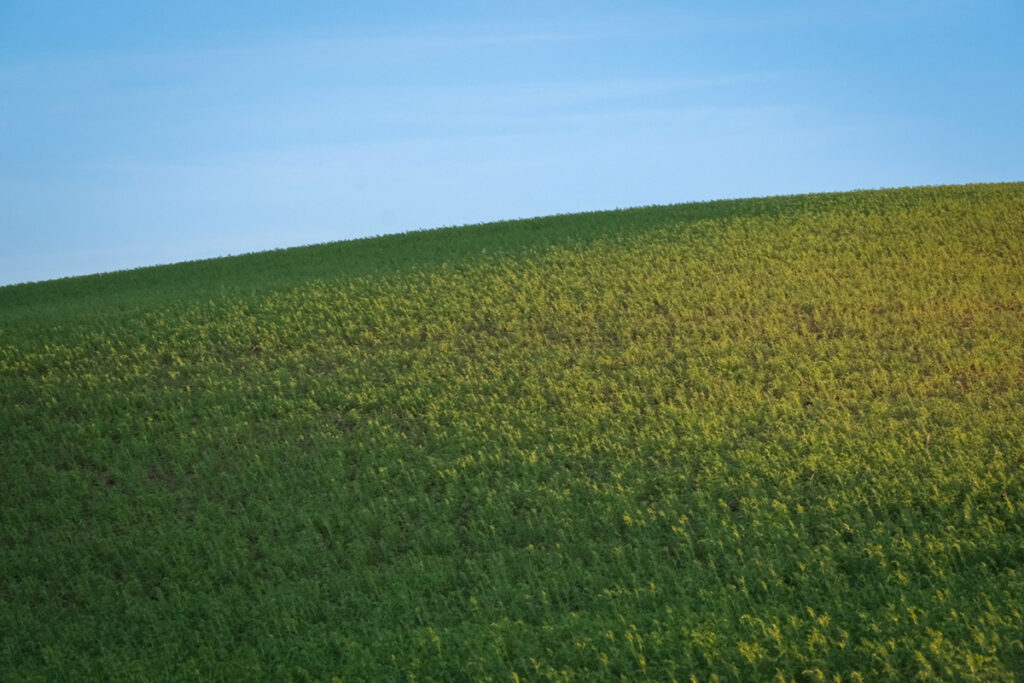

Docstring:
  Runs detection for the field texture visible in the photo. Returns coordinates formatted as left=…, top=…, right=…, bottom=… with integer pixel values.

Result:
left=2, top=183, right=1024, bottom=680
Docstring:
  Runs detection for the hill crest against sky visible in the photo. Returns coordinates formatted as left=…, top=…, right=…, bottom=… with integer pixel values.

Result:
left=2, top=181, right=1018, bottom=293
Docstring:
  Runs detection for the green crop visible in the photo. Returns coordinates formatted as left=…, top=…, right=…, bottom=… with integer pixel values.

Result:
left=2, top=183, right=1023, bottom=680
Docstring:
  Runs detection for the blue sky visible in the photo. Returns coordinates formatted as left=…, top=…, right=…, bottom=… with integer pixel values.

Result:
left=1, top=1, right=1022, bottom=286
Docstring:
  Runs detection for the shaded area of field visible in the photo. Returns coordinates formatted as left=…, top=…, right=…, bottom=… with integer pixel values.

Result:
left=2, top=183, right=1023, bottom=679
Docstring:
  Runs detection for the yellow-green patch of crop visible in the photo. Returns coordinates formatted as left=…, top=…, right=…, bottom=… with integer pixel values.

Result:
left=2, top=183, right=1023, bottom=680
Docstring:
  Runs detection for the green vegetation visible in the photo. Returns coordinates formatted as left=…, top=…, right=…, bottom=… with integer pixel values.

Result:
left=2, top=183, right=1023, bottom=680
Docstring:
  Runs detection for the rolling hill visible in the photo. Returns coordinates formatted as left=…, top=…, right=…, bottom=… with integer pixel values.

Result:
left=2, top=183, right=1023, bottom=680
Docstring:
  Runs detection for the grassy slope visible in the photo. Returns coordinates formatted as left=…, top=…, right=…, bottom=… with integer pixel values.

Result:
left=2, top=183, right=1023, bottom=680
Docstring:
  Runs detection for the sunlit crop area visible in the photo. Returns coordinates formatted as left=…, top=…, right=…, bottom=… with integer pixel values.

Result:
left=2, top=183, right=1023, bottom=680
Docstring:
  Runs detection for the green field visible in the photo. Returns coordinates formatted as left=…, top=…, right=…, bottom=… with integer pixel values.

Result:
left=2, top=183, right=1023, bottom=680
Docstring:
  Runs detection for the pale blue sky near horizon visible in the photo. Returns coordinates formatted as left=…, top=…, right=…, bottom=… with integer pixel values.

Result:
left=1, top=1, right=1022, bottom=286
